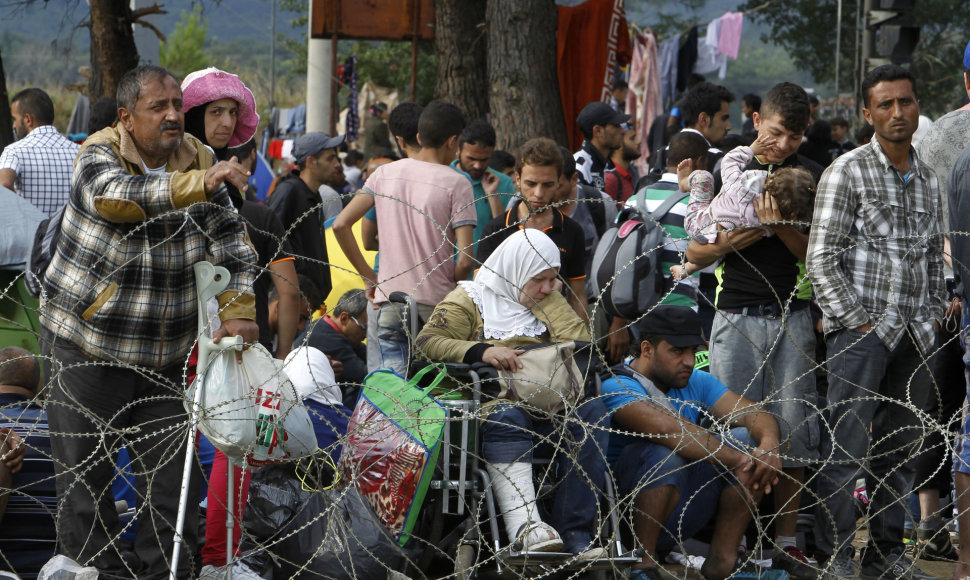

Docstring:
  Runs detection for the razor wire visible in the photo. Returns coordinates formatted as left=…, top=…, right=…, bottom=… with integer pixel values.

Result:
left=0, top=185, right=964, bottom=580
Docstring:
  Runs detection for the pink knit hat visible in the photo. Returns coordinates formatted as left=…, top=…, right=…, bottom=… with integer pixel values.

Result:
left=181, top=67, right=259, bottom=147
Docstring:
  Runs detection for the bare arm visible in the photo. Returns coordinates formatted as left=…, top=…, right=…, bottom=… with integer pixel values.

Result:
left=604, top=317, right=630, bottom=364
left=268, top=258, right=300, bottom=359
left=613, top=399, right=748, bottom=469
left=361, top=214, right=379, bottom=252
left=566, top=278, right=590, bottom=325
left=0, top=169, right=15, bottom=190
left=453, top=224, right=475, bottom=282
left=332, top=192, right=377, bottom=285
left=685, top=227, right=764, bottom=267
left=709, top=390, right=782, bottom=492
left=482, top=171, right=505, bottom=218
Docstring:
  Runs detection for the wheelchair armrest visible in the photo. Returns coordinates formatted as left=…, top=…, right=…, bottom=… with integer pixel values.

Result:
left=408, top=359, right=498, bottom=381
left=469, top=362, right=499, bottom=380
left=388, top=291, right=409, bottom=304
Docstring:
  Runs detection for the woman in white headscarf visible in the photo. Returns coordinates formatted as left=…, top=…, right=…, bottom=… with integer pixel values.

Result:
left=417, top=229, right=608, bottom=560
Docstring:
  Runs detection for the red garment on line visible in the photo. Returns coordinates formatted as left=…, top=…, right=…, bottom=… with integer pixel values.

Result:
left=557, top=0, right=632, bottom=151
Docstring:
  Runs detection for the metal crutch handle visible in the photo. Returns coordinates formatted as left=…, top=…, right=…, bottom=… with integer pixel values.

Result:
left=170, top=262, right=244, bottom=580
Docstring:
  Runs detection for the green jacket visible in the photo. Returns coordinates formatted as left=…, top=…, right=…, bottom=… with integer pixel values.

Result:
left=415, top=286, right=590, bottom=364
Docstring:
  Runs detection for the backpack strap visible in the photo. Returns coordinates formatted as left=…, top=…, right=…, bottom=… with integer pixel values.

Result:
left=648, top=190, right=688, bottom=222
left=579, top=184, right=607, bottom=237
left=600, top=362, right=637, bottom=383
left=635, top=188, right=685, bottom=221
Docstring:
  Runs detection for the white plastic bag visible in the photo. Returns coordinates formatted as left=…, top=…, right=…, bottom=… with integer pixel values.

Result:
left=246, top=354, right=317, bottom=466
left=187, top=344, right=317, bottom=467
left=38, top=554, right=98, bottom=580
left=186, top=345, right=259, bottom=465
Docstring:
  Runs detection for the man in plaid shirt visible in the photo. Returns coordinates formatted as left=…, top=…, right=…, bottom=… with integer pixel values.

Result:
left=40, top=64, right=257, bottom=579
left=0, top=88, right=80, bottom=217
left=807, top=64, right=947, bottom=580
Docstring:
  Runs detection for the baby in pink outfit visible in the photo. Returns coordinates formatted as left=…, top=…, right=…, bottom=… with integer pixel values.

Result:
left=671, top=135, right=816, bottom=280
left=685, top=133, right=796, bottom=242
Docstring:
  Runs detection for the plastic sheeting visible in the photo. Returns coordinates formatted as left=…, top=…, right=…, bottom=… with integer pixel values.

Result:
left=244, top=463, right=401, bottom=579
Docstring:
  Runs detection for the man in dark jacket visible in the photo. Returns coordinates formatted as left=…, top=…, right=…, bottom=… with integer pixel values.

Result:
left=267, top=132, right=344, bottom=300
left=295, top=288, right=368, bottom=409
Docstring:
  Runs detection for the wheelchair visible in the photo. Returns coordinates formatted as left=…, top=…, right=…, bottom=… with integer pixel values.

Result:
left=386, top=292, right=643, bottom=579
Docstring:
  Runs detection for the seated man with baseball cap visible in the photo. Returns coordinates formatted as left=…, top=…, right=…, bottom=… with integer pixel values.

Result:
left=601, top=305, right=784, bottom=580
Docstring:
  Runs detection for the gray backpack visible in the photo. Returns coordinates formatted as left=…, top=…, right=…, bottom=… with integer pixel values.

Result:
left=591, top=191, right=685, bottom=319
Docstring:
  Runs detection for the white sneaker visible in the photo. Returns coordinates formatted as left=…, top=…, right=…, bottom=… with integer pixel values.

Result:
left=514, top=521, right=564, bottom=552
left=574, top=546, right=608, bottom=561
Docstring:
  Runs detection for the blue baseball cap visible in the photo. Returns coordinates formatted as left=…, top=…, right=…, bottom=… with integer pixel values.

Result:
left=964, top=40, right=970, bottom=69
left=293, top=132, right=345, bottom=164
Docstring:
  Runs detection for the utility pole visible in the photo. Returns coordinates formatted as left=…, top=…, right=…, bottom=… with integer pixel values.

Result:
left=306, top=0, right=333, bottom=133
left=270, top=0, right=276, bottom=110
left=859, top=0, right=875, bottom=117
left=853, top=0, right=861, bottom=115
left=835, top=0, right=842, bottom=114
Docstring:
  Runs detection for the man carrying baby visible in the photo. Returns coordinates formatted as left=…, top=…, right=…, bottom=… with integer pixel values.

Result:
left=684, top=81, right=824, bottom=580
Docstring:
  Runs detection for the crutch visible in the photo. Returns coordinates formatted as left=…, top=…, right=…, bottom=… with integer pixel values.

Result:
left=170, top=262, right=243, bottom=580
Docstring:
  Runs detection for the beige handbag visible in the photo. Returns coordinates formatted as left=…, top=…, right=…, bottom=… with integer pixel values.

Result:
left=496, top=341, right=584, bottom=414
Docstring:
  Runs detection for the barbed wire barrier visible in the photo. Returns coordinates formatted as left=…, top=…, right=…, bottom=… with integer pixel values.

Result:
left=0, top=189, right=964, bottom=580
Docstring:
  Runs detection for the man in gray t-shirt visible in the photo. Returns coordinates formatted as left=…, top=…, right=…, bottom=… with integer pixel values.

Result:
left=947, top=139, right=970, bottom=580
left=915, top=40, right=970, bottom=252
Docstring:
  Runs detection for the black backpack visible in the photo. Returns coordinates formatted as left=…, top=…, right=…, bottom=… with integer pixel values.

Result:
left=590, top=190, right=685, bottom=320
left=25, top=205, right=65, bottom=298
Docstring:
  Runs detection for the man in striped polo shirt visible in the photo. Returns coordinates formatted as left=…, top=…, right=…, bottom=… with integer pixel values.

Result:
left=625, top=131, right=711, bottom=311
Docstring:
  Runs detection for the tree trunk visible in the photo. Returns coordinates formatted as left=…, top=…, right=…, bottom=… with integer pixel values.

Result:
left=434, top=0, right=488, bottom=121
left=88, top=0, right=140, bottom=102
left=0, top=50, right=13, bottom=155
left=486, top=0, right=567, bottom=151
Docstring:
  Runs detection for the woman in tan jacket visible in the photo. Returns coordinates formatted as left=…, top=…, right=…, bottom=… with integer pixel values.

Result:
left=416, top=229, right=609, bottom=560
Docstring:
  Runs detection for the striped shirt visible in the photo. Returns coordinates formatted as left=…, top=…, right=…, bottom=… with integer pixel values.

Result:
left=625, top=174, right=697, bottom=307
left=807, top=138, right=947, bottom=353
left=0, top=393, right=56, bottom=576
left=0, top=125, right=80, bottom=217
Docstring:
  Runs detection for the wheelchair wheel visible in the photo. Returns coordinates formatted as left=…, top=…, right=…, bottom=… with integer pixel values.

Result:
left=454, top=542, right=477, bottom=580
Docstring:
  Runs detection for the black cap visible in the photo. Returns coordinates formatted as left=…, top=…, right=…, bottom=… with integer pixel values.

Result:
left=576, top=102, right=631, bottom=134
left=293, top=132, right=345, bottom=164
left=637, top=306, right=706, bottom=348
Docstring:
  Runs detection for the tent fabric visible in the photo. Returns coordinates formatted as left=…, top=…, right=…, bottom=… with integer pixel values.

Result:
left=557, top=0, right=632, bottom=151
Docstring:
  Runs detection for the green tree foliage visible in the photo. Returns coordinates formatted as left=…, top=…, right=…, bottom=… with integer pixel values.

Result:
left=740, top=0, right=970, bottom=116
left=277, top=0, right=437, bottom=103
left=340, top=41, right=438, bottom=104
left=627, top=0, right=709, bottom=38
left=160, top=5, right=209, bottom=80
